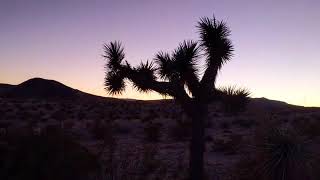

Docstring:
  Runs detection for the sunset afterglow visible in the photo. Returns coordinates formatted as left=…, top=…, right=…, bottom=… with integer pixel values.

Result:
left=1, top=0, right=319, bottom=107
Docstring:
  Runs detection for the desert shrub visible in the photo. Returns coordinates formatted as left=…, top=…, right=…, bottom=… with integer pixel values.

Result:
left=64, top=121, right=74, bottom=129
left=40, top=117, right=48, bottom=122
left=220, top=121, right=231, bottom=129
left=91, top=119, right=115, bottom=144
left=143, top=122, right=162, bottom=142
left=251, top=128, right=315, bottom=180
left=310, top=113, right=320, bottom=121
left=171, top=150, right=189, bottom=180
left=101, top=144, right=167, bottom=180
left=0, top=128, right=100, bottom=180
left=169, top=118, right=191, bottom=141
left=102, top=150, right=135, bottom=180
left=211, top=134, right=243, bottom=155
left=140, top=144, right=161, bottom=174
left=232, top=118, right=256, bottom=128
left=205, top=135, right=213, bottom=142
left=205, top=119, right=214, bottom=128
left=77, top=111, right=86, bottom=120
left=44, top=103, right=53, bottom=110
left=293, top=117, right=320, bottom=138
left=114, top=122, right=131, bottom=135
left=51, top=109, right=68, bottom=121
left=226, top=155, right=257, bottom=180
left=129, top=113, right=140, bottom=120
left=141, top=112, right=157, bottom=123
left=220, top=86, right=250, bottom=114
left=91, top=119, right=105, bottom=140
left=6, top=107, right=14, bottom=112
left=211, top=112, right=221, bottom=117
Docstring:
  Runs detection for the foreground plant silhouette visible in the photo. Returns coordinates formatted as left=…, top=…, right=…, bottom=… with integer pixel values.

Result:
left=103, top=16, right=246, bottom=180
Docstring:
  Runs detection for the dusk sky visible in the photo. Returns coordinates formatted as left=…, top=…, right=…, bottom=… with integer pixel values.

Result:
left=0, top=0, right=319, bottom=107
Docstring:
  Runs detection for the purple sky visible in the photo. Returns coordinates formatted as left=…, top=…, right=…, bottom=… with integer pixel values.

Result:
left=0, top=0, right=319, bottom=106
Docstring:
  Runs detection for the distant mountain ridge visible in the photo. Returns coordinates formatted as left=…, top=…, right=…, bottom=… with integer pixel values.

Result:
left=0, top=77, right=317, bottom=108
left=0, top=78, right=82, bottom=99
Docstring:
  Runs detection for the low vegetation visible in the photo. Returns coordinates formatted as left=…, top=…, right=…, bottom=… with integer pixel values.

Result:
left=0, top=94, right=319, bottom=179
left=220, top=86, right=251, bottom=114
left=0, top=127, right=100, bottom=180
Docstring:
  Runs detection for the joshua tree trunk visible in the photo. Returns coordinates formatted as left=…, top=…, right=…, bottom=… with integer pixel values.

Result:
left=184, top=100, right=208, bottom=180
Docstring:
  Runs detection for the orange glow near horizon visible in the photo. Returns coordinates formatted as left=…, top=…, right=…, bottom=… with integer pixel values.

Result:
left=82, top=84, right=320, bottom=107
left=1, top=76, right=319, bottom=107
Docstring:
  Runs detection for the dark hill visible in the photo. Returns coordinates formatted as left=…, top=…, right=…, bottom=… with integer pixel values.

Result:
left=2, top=78, right=80, bottom=99
left=0, top=84, right=15, bottom=96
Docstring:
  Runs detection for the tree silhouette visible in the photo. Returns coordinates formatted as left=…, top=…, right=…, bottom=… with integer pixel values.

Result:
left=103, top=16, right=246, bottom=180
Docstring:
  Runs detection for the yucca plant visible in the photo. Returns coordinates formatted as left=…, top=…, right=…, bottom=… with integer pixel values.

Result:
left=219, top=86, right=251, bottom=114
left=254, top=128, right=314, bottom=180
left=103, top=16, right=249, bottom=180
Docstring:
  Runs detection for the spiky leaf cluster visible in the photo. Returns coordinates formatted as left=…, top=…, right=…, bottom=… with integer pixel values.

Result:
left=255, top=128, right=313, bottom=180
left=154, top=51, right=174, bottom=80
left=220, top=86, right=250, bottom=113
left=103, top=41, right=124, bottom=71
left=155, top=40, right=199, bottom=82
left=104, top=71, right=125, bottom=95
left=132, top=61, right=156, bottom=92
left=198, top=17, right=233, bottom=69
left=103, top=41, right=127, bottom=95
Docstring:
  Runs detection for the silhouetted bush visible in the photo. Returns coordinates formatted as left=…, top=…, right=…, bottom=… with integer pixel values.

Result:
left=114, top=122, right=131, bottom=135
left=143, top=122, right=162, bottom=142
left=77, top=111, right=86, bottom=120
left=101, top=144, right=167, bottom=180
left=169, top=118, right=191, bottom=141
left=220, top=121, right=231, bottom=129
left=220, top=86, right=250, bottom=114
left=90, top=120, right=116, bottom=148
left=91, top=119, right=106, bottom=140
left=141, top=112, right=158, bottom=123
left=44, top=103, right=53, bottom=110
left=232, top=118, right=256, bottom=128
left=51, top=109, right=67, bottom=121
left=140, top=144, right=161, bottom=174
left=0, top=128, right=100, bottom=180
left=293, top=116, right=320, bottom=139
left=205, top=135, right=213, bottom=142
left=211, top=134, right=242, bottom=155
left=64, top=121, right=74, bottom=129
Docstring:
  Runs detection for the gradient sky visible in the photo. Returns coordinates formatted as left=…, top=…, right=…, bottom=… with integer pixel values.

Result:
left=0, top=0, right=319, bottom=107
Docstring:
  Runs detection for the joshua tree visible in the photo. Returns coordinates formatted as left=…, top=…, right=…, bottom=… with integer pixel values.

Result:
left=103, top=16, right=243, bottom=180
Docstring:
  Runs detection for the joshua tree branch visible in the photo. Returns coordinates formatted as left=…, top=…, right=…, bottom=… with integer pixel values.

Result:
left=122, top=65, right=190, bottom=102
left=185, top=72, right=200, bottom=97
left=200, top=62, right=219, bottom=96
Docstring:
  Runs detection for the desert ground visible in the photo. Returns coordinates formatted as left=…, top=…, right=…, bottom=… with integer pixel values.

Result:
left=1, top=79, right=320, bottom=180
